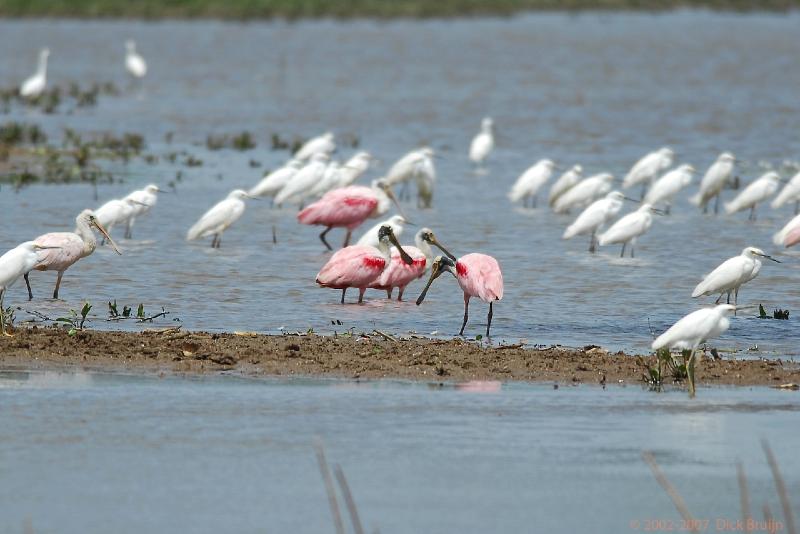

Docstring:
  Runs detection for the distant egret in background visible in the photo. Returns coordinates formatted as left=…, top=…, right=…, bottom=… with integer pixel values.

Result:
left=27, top=210, right=121, bottom=300
left=385, top=147, right=435, bottom=202
left=623, top=147, right=674, bottom=195
left=414, top=149, right=436, bottom=208
left=597, top=204, right=658, bottom=258
left=274, top=153, right=329, bottom=207
left=336, top=152, right=372, bottom=188
left=125, top=40, right=147, bottom=78
left=294, top=132, right=335, bottom=162
left=563, top=191, right=626, bottom=252
left=770, top=171, right=800, bottom=213
left=774, top=213, right=800, bottom=248
left=355, top=215, right=408, bottom=248
left=309, top=160, right=342, bottom=198
left=644, top=164, right=695, bottom=214
left=690, top=152, right=736, bottom=214
left=0, top=242, right=60, bottom=335
left=552, top=173, right=614, bottom=214
left=249, top=159, right=302, bottom=200
left=548, top=164, right=583, bottom=208
left=692, top=247, right=779, bottom=305
left=20, top=48, right=49, bottom=98
left=469, top=117, right=494, bottom=169
left=186, top=189, right=251, bottom=248
left=94, top=197, right=139, bottom=240
left=508, top=159, right=555, bottom=208
left=724, top=171, right=779, bottom=220
left=123, top=184, right=163, bottom=238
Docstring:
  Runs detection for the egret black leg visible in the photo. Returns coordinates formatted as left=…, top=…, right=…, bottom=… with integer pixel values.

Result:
left=620, top=243, right=626, bottom=258
left=486, top=301, right=494, bottom=337
left=715, top=293, right=723, bottom=305
left=631, top=243, right=635, bottom=258
left=640, top=183, right=646, bottom=200
left=714, top=195, right=719, bottom=215
left=216, top=234, right=223, bottom=248
left=24, top=273, right=33, bottom=301
left=459, top=295, right=470, bottom=336
left=319, top=227, right=333, bottom=251
left=588, top=231, right=596, bottom=253
left=211, top=235, right=217, bottom=248
left=726, top=291, right=731, bottom=304
left=748, top=205, right=755, bottom=221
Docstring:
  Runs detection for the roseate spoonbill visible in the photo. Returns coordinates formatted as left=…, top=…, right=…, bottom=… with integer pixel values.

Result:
left=623, top=147, right=674, bottom=195
left=553, top=173, right=614, bottom=214
left=315, top=225, right=413, bottom=304
left=124, top=184, right=165, bottom=238
left=294, top=132, right=335, bottom=162
left=125, top=40, right=147, bottom=78
left=274, top=153, right=329, bottom=207
left=774, top=214, right=800, bottom=247
left=371, top=228, right=455, bottom=300
left=249, top=159, right=302, bottom=200
left=25, top=210, right=121, bottom=300
left=298, top=179, right=405, bottom=250
left=692, top=247, right=779, bottom=305
left=187, top=189, right=252, bottom=248
left=20, top=48, right=49, bottom=98
left=469, top=117, right=494, bottom=168
left=690, top=152, right=735, bottom=214
left=336, top=152, right=372, bottom=188
left=597, top=204, right=658, bottom=258
left=508, top=159, right=555, bottom=208
left=0, top=242, right=60, bottom=335
left=563, top=191, right=626, bottom=252
left=724, top=171, right=779, bottom=220
left=385, top=147, right=434, bottom=202
left=548, top=164, right=582, bottom=208
left=308, top=161, right=342, bottom=198
left=417, top=253, right=503, bottom=337
left=644, top=164, right=695, bottom=214
left=771, top=171, right=800, bottom=213
left=355, top=215, right=407, bottom=248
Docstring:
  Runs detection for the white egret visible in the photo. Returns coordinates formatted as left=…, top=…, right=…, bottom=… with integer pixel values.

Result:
left=94, top=198, right=140, bottom=240
left=186, top=189, right=251, bottom=248
left=415, top=149, right=436, bottom=208
left=508, top=159, right=555, bottom=208
left=553, top=173, right=614, bottom=214
left=294, top=132, right=335, bottom=162
left=385, top=147, right=434, bottom=201
left=469, top=117, right=494, bottom=168
left=773, top=213, right=800, bottom=247
left=20, top=48, right=50, bottom=99
left=563, top=191, right=626, bottom=252
left=125, top=40, right=147, bottom=78
left=548, top=164, right=583, bottom=208
left=274, top=153, right=329, bottom=207
left=770, top=171, right=800, bottom=213
left=622, top=147, right=674, bottom=194
left=124, top=184, right=163, bottom=238
left=644, top=164, right=695, bottom=214
left=249, top=159, right=302, bottom=199
left=309, top=161, right=342, bottom=198
left=355, top=215, right=408, bottom=248
left=336, top=151, right=372, bottom=188
left=597, top=204, right=658, bottom=258
left=690, top=152, right=736, bottom=214
left=692, top=247, right=779, bottom=305
left=0, top=242, right=60, bottom=336
left=724, top=171, right=779, bottom=220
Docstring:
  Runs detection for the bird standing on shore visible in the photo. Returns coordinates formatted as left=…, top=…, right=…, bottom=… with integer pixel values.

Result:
left=691, top=247, right=779, bottom=305
left=20, top=48, right=49, bottom=99
left=469, top=117, right=494, bottom=170
left=125, top=40, right=147, bottom=79
left=187, top=189, right=251, bottom=248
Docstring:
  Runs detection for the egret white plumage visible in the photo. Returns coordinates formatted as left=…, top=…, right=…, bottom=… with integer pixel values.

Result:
left=385, top=147, right=434, bottom=202
left=692, top=247, right=779, bottom=305
left=294, top=132, right=335, bottom=162
left=355, top=215, right=407, bottom=248
left=563, top=191, right=626, bottom=252
left=249, top=159, right=302, bottom=199
left=414, top=148, right=436, bottom=208
left=125, top=40, right=147, bottom=78
left=469, top=117, right=494, bottom=168
left=336, top=152, right=372, bottom=188
left=724, top=171, right=779, bottom=220
left=274, top=153, right=329, bottom=207
left=508, top=159, right=555, bottom=208
left=94, top=198, right=140, bottom=240
left=0, top=242, right=60, bottom=335
left=644, top=164, right=695, bottom=214
left=770, top=171, right=800, bottom=213
left=773, top=213, right=800, bottom=247
left=552, top=173, right=614, bottom=214
left=187, top=189, right=251, bottom=248
left=123, top=184, right=163, bottom=238
left=548, top=164, right=582, bottom=208
left=309, top=161, right=342, bottom=198
left=622, top=147, right=674, bottom=194
left=20, top=48, right=49, bottom=99
left=690, top=152, right=736, bottom=214
left=597, top=203, right=658, bottom=258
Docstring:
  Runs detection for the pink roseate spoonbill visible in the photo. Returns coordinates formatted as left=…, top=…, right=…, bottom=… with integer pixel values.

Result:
left=690, top=152, right=735, bottom=214
left=416, top=253, right=503, bottom=337
left=469, top=117, right=494, bottom=169
left=315, top=225, right=413, bottom=304
left=294, top=132, right=335, bottom=162
left=187, top=189, right=252, bottom=248
left=775, top=213, right=800, bottom=248
left=1, top=241, right=61, bottom=335
left=370, top=228, right=455, bottom=300
left=298, top=179, right=406, bottom=250
left=623, top=147, right=674, bottom=197
left=26, top=210, right=121, bottom=300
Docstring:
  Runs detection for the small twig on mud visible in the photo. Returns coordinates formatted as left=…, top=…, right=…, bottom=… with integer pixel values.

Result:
left=314, top=438, right=345, bottom=534
left=642, top=451, right=699, bottom=533
left=17, top=308, right=53, bottom=322
left=762, top=440, right=797, bottom=534
left=334, top=464, right=365, bottom=534
left=372, top=329, right=397, bottom=342
left=497, top=343, right=524, bottom=350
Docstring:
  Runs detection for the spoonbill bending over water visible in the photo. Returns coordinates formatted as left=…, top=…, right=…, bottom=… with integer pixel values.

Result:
left=123, top=184, right=164, bottom=238
left=274, top=153, right=329, bottom=207
left=548, top=164, right=583, bottom=208
left=355, top=215, right=408, bottom=249
left=26, top=210, right=120, bottom=300
left=597, top=204, right=658, bottom=258
left=563, top=191, right=626, bottom=252
left=724, top=171, right=779, bottom=220
left=508, top=159, right=555, bottom=208
left=692, top=247, right=779, bottom=305
left=294, top=132, right=335, bottom=162
left=0, top=242, right=60, bottom=335
left=690, top=152, right=736, bottom=214
left=125, top=40, right=147, bottom=78
left=552, top=173, right=614, bottom=214
left=469, top=117, right=494, bottom=168
left=315, top=225, right=413, bottom=304
left=623, top=147, right=674, bottom=195
left=417, top=252, right=503, bottom=337
left=643, top=164, right=695, bottom=214
left=770, top=171, right=800, bottom=213
left=187, top=189, right=251, bottom=248
left=298, top=180, right=404, bottom=250
left=20, top=48, right=49, bottom=99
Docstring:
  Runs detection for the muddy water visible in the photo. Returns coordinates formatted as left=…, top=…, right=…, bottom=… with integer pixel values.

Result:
left=1, top=13, right=800, bottom=355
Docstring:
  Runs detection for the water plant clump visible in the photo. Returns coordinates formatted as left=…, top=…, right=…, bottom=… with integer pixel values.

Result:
left=206, top=131, right=257, bottom=151
left=0, top=82, right=120, bottom=114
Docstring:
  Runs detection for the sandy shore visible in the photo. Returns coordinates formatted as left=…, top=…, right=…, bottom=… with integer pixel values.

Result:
left=1, top=326, right=799, bottom=388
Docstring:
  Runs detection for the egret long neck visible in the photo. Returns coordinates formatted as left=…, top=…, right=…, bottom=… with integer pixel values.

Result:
left=75, top=219, right=97, bottom=256
left=38, top=55, right=48, bottom=77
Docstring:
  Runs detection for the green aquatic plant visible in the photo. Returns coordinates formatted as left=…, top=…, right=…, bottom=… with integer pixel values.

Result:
left=56, top=302, right=92, bottom=336
left=639, top=347, right=689, bottom=391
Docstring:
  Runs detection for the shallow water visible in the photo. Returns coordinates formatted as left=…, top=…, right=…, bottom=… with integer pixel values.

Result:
left=0, top=370, right=797, bottom=534
left=1, top=13, right=800, bottom=354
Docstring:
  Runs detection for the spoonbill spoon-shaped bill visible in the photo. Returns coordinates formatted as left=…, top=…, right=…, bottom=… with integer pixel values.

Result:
left=249, top=159, right=302, bottom=198
left=298, top=180, right=405, bottom=250
left=294, top=132, right=335, bottom=162
left=622, top=147, right=674, bottom=190
left=370, top=228, right=455, bottom=300
left=355, top=215, right=408, bottom=248
left=644, top=164, right=695, bottom=212
left=469, top=117, right=494, bottom=166
left=770, top=171, right=800, bottom=210
left=336, top=152, right=372, bottom=188
left=123, top=184, right=164, bottom=239
left=548, top=164, right=583, bottom=207
left=125, top=40, right=147, bottom=78
left=20, top=48, right=49, bottom=98
left=692, top=247, right=778, bottom=305
left=553, top=173, right=614, bottom=214
left=563, top=191, right=626, bottom=252
left=186, top=189, right=251, bottom=248
left=597, top=204, right=658, bottom=258
left=723, top=171, right=780, bottom=220
left=274, top=153, right=329, bottom=207
left=417, top=253, right=503, bottom=337
left=690, top=152, right=736, bottom=214
left=773, top=213, right=800, bottom=246
left=316, top=225, right=413, bottom=304
left=27, top=210, right=121, bottom=300
left=0, top=241, right=61, bottom=335
left=508, top=159, right=555, bottom=208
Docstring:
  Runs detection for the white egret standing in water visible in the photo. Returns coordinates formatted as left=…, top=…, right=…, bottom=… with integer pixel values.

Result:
left=125, top=40, right=147, bottom=78
left=124, top=184, right=164, bottom=238
left=644, top=164, right=695, bottom=214
left=20, top=48, right=49, bottom=98
left=771, top=171, right=800, bottom=213
left=548, top=164, right=583, bottom=208
left=187, top=189, right=252, bottom=248
left=597, top=204, right=658, bottom=258
left=563, top=191, right=626, bottom=252
left=690, top=152, right=735, bottom=214
left=249, top=159, right=302, bottom=200
left=622, top=147, right=674, bottom=196
left=724, top=171, right=779, bottom=220
left=274, top=153, right=329, bottom=207
left=552, top=173, right=614, bottom=214
left=469, top=117, right=494, bottom=169
left=508, top=159, right=555, bottom=208
left=294, top=132, right=335, bottom=162
left=691, top=247, right=779, bottom=305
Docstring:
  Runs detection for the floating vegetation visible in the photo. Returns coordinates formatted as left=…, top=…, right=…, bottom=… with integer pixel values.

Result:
left=271, top=133, right=307, bottom=153
left=759, top=304, right=790, bottom=320
left=0, top=122, right=47, bottom=146
left=108, top=300, right=171, bottom=322
left=184, top=154, right=203, bottom=167
left=206, top=131, right=256, bottom=151
left=0, top=82, right=120, bottom=114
